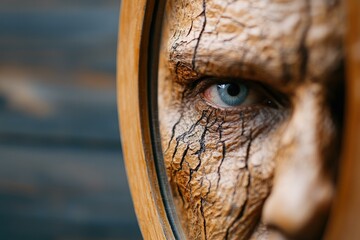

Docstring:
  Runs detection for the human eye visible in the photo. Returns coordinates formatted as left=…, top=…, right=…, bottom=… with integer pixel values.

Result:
left=201, top=79, right=284, bottom=110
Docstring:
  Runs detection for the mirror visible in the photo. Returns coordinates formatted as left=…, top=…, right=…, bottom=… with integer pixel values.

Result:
left=117, top=0, right=360, bottom=239
left=156, top=0, right=346, bottom=239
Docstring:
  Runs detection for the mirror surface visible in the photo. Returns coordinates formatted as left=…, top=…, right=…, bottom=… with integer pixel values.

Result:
left=156, top=1, right=345, bottom=239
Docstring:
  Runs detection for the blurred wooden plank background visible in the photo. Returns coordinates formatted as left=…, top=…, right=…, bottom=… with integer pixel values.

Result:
left=0, top=1, right=141, bottom=239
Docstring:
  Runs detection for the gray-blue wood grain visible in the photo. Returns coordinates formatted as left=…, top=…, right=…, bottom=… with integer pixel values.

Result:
left=0, top=1, right=141, bottom=239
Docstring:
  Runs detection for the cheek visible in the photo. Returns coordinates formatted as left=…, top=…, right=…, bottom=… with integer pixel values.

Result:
left=159, top=98, right=281, bottom=238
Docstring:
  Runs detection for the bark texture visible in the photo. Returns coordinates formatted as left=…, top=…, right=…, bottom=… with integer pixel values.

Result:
left=158, top=0, right=345, bottom=239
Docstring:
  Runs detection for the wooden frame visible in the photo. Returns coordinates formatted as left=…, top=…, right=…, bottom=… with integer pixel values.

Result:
left=117, top=0, right=174, bottom=239
left=117, top=0, right=360, bottom=239
left=117, top=0, right=183, bottom=239
left=325, top=0, right=360, bottom=239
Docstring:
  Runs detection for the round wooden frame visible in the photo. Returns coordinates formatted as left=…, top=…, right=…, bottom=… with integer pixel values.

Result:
left=117, top=0, right=360, bottom=239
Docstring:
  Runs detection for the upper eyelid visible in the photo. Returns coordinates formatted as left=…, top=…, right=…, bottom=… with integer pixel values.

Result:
left=169, top=55, right=288, bottom=89
left=191, top=77, right=250, bottom=93
left=192, top=77, right=263, bottom=96
left=190, top=77, right=222, bottom=93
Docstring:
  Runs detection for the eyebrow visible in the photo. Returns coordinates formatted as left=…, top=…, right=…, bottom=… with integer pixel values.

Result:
left=168, top=43, right=299, bottom=89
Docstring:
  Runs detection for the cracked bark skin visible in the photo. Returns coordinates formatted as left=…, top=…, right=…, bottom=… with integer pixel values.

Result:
left=157, top=0, right=345, bottom=239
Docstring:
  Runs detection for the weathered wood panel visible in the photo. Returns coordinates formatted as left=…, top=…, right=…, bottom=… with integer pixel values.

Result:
left=0, top=144, right=140, bottom=240
left=0, top=0, right=141, bottom=239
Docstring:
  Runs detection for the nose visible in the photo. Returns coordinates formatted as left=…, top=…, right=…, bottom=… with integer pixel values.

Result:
left=262, top=84, right=336, bottom=239
left=263, top=159, right=334, bottom=239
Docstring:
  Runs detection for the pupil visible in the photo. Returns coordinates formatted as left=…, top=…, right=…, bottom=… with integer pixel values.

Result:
left=227, top=84, right=240, bottom=96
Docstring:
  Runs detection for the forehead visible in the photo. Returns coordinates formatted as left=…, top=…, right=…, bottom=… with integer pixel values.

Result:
left=164, top=0, right=344, bottom=86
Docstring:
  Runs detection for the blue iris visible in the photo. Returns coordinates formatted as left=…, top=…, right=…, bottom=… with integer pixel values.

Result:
left=217, top=83, right=248, bottom=106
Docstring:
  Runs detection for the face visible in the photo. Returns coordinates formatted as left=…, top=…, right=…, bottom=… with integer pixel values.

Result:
left=158, top=0, right=345, bottom=239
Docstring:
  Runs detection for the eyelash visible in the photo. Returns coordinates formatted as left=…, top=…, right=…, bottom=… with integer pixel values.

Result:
left=190, top=77, right=285, bottom=111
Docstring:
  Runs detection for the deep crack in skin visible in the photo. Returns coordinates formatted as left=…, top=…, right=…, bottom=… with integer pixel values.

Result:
left=158, top=0, right=345, bottom=239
